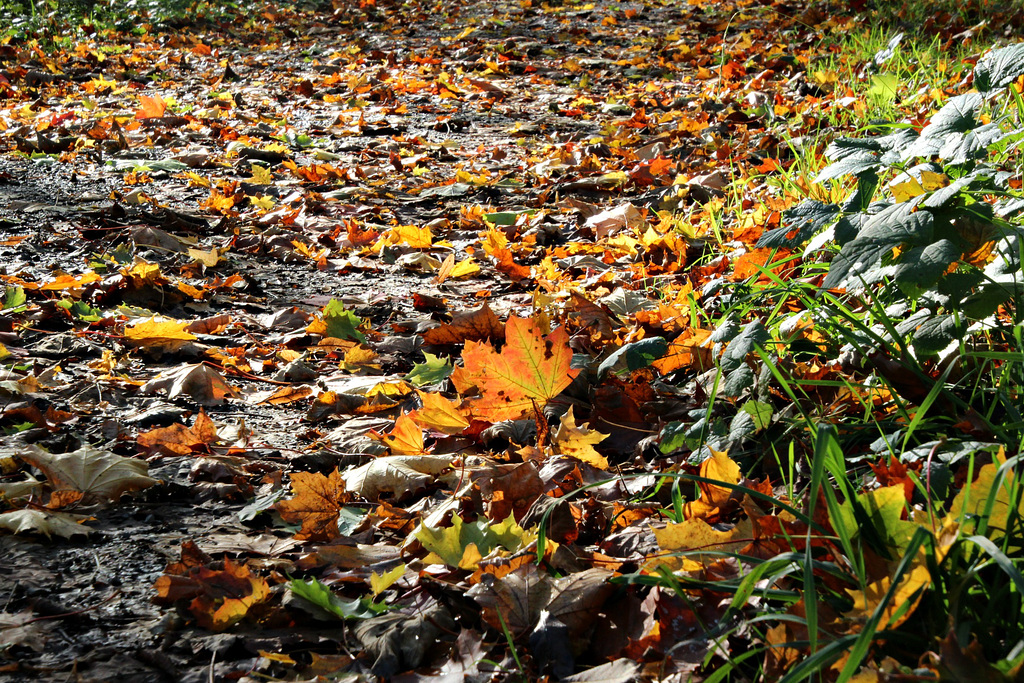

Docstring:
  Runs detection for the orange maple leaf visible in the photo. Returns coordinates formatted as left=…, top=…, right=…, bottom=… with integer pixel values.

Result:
left=135, top=94, right=168, bottom=120
left=275, top=468, right=349, bottom=541
left=451, top=316, right=579, bottom=422
left=137, top=410, right=218, bottom=456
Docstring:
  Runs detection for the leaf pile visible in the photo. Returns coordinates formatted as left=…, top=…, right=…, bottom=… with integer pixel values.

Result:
left=2, top=0, right=1024, bottom=681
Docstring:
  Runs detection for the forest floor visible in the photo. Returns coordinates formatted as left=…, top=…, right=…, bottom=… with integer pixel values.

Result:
left=0, top=0, right=1021, bottom=681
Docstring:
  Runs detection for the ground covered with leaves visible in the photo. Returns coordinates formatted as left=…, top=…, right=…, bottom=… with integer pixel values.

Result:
left=2, top=0, right=1024, bottom=681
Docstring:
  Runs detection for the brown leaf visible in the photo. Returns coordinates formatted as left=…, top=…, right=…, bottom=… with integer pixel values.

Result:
left=140, top=363, right=240, bottom=405
left=20, top=444, right=157, bottom=503
left=137, top=410, right=219, bottom=456
left=421, top=304, right=505, bottom=345
left=275, top=469, right=349, bottom=542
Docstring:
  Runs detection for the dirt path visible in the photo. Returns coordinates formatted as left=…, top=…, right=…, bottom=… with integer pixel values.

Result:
left=0, top=0, right=865, bottom=680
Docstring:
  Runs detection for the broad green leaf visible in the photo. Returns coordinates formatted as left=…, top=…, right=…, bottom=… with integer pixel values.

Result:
left=740, top=399, right=773, bottom=430
left=721, top=364, right=753, bottom=397
left=4, top=286, right=26, bottom=312
left=289, top=578, right=377, bottom=620
left=597, top=336, right=668, bottom=378
left=322, top=299, right=366, bottom=343
left=893, top=239, right=961, bottom=289
left=867, top=74, right=899, bottom=102
left=911, top=314, right=963, bottom=356
left=974, top=43, right=1024, bottom=93
left=815, top=150, right=881, bottom=183
left=758, top=200, right=840, bottom=248
left=720, top=321, right=769, bottom=372
left=405, top=352, right=453, bottom=387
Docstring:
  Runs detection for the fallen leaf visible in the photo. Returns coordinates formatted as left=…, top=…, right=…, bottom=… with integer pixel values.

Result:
left=136, top=410, right=218, bottom=456
left=140, top=363, right=241, bottom=405
left=551, top=406, right=610, bottom=469
left=409, top=390, right=470, bottom=435
left=422, top=304, right=504, bottom=345
left=344, top=455, right=451, bottom=501
left=0, top=509, right=92, bottom=539
left=451, top=316, right=579, bottom=422
left=20, top=444, right=157, bottom=503
left=275, top=468, right=349, bottom=541
left=124, top=318, right=198, bottom=352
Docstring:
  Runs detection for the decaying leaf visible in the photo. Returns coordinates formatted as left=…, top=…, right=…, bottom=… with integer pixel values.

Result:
left=0, top=509, right=93, bottom=539
left=140, top=363, right=241, bottom=405
left=551, top=406, right=610, bottom=469
left=343, top=455, right=451, bottom=501
left=275, top=469, right=349, bottom=541
left=20, top=444, right=157, bottom=503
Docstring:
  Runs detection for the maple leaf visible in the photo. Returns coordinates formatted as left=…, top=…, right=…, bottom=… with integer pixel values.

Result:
left=409, top=390, right=469, bottom=435
left=136, top=410, right=218, bottom=456
left=372, top=413, right=427, bottom=455
left=140, top=363, right=241, bottom=405
left=124, top=318, right=197, bottom=352
left=135, top=94, right=168, bottom=119
left=551, top=406, right=609, bottom=470
left=451, top=316, right=579, bottom=422
left=683, top=448, right=741, bottom=521
left=343, top=455, right=452, bottom=501
left=421, top=304, right=505, bottom=345
left=20, top=444, right=157, bottom=503
left=0, top=509, right=92, bottom=539
left=275, top=468, right=349, bottom=541
left=189, top=559, right=271, bottom=631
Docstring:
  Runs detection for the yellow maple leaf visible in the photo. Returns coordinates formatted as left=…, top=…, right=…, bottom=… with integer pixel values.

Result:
left=551, top=406, right=609, bottom=469
left=409, top=390, right=469, bottom=435
left=124, top=319, right=198, bottom=351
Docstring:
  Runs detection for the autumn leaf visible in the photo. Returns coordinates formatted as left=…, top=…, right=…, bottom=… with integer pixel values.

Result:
left=343, top=455, right=452, bottom=501
left=140, top=363, right=241, bottom=405
left=451, top=316, right=579, bottom=422
left=136, top=410, right=218, bottom=456
left=409, top=390, right=470, bottom=435
left=135, top=94, right=168, bottom=119
left=551, top=406, right=609, bottom=469
left=683, top=448, right=741, bottom=521
left=0, top=509, right=93, bottom=539
left=421, top=304, right=505, bottom=345
left=372, top=413, right=428, bottom=455
left=275, top=468, right=349, bottom=541
left=20, top=444, right=157, bottom=503
left=124, top=318, right=198, bottom=352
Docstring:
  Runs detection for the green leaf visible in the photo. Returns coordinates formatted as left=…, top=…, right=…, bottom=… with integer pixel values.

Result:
left=893, top=239, right=961, bottom=289
left=597, top=336, right=668, bottom=378
left=758, top=200, right=841, bottom=248
left=938, top=123, right=1006, bottom=165
left=3, top=286, right=26, bottom=312
left=867, top=74, right=899, bottom=102
left=822, top=203, right=934, bottom=290
left=322, top=299, right=366, bottom=342
left=720, top=321, right=769, bottom=372
left=974, top=43, right=1024, bottom=93
left=658, top=421, right=688, bottom=454
left=721, top=364, right=753, bottom=397
left=483, top=210, right=534, bottom=226
left=740, top=399, right=773, bottom=430
left=405, top=352, right=453, bottom=387
left=911, top=314, right=962, bottom=355
left=57, top=299, right=104, bottom=322
left=815, top=150, right=881, bottom=183
left=289, top=578, right=377, bottom=620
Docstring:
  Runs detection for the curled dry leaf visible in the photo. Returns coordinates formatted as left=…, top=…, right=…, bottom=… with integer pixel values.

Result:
left=140, top=363, right=240, bottom=405
left=0, top=509, right=93, bottom=539
left=551, top=406, right=610, bottom=470
left=343, top=454, right=452, bottom=502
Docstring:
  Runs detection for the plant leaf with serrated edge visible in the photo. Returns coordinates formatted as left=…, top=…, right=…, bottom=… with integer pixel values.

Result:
left=275, top=468, right=348, bottom=541
left=189, top=558, right=271, bottom=631
left=974, top=43, right=1024, bottom=93
left=409, top=390, right=469, bottom=435
left=0, top=509, right=92, bottom=539
left=124, top=318, right=197, bottom=351
left=451, top=316, right=579, bottom=422
left=405, top=352, right=453, bottom=386
left=550, top=406, right=609, bottom=470
left=374, top=413, right=427, bottom=455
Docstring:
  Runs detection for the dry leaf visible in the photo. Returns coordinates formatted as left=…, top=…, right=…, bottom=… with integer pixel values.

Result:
left=140, top=363, right=240, bottom=405
left=20, top=444, right=157, bottom=503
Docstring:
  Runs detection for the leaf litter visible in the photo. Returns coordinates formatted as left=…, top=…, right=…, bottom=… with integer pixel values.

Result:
left=1, top=0, right=1024, bottom=680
